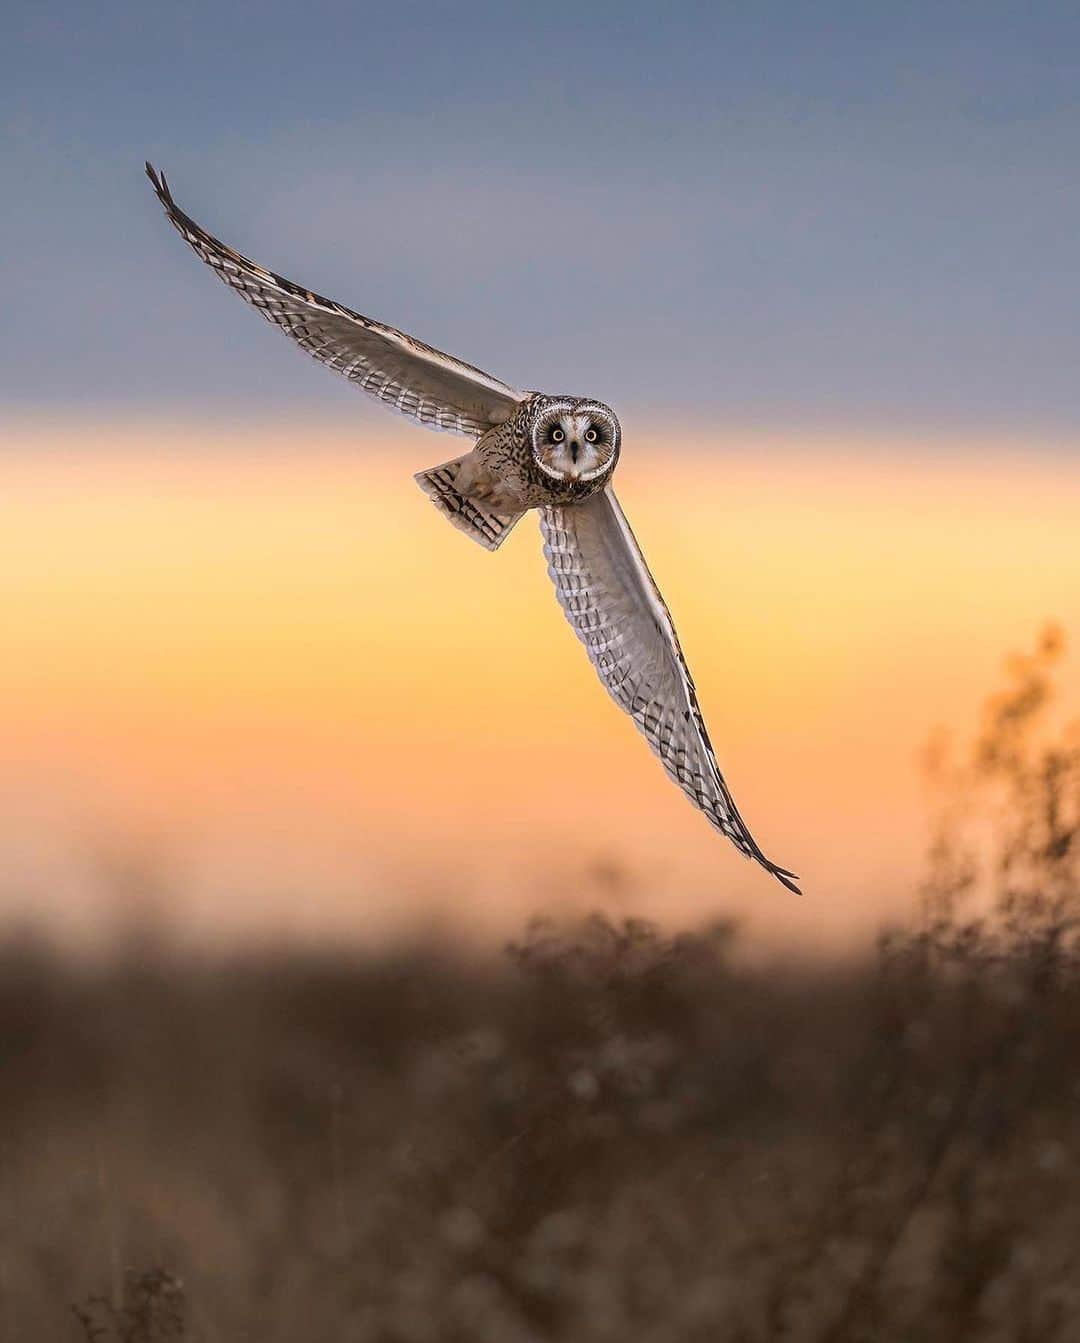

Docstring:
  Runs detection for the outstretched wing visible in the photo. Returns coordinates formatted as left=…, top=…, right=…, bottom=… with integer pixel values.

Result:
left=146, top=163, right=525, bottom=437
left=540, top=488, right=799, bottom=893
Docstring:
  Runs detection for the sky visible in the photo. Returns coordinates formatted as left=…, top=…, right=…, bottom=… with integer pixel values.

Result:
left=3, top=3, right=1079, bottom=951
left=6, top=0, right=1080, bottom=432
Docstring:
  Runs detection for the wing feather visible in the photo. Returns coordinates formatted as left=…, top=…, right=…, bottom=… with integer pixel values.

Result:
left=540, top=488, right=799, bottom=893
left=146, top=163, right=524, bottom=436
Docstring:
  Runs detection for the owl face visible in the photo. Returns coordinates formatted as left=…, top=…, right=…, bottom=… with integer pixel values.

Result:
left=530, top=399, right=620, bottom=486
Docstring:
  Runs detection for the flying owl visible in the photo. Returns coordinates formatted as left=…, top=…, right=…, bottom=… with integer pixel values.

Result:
left=146, top=164, right=799, bottom=894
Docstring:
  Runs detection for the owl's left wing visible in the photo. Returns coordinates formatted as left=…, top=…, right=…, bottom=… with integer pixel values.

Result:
left=540, top=488, right=799, bottom=893
left=146, top=163, right=525, bottom=436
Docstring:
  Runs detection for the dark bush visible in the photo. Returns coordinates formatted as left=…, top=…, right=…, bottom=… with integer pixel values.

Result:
left=3, top=630, right=1078, bottom=1341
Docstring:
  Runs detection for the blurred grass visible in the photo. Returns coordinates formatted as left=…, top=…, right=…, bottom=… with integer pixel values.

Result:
left=4, top=628, right=1080, bottom=1342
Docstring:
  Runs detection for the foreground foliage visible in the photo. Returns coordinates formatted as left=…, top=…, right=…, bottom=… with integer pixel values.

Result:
left=3, top=630, right=1078, bottom=1342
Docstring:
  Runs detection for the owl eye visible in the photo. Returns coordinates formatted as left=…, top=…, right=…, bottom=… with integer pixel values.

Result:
left=551, top=427, right=565, bottom=443
left=584, top=427, right=599, bottom=443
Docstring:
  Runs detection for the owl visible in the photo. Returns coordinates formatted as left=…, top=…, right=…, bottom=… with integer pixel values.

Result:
left=146, top=164, right=799, bottom=894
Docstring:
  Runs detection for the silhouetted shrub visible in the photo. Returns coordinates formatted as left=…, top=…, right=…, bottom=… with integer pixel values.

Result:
left=1, top=630, right=1077, bottom=1340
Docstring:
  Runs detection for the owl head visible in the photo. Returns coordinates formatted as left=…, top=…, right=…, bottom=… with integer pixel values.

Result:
left=530, top=397, right=620, bottom=486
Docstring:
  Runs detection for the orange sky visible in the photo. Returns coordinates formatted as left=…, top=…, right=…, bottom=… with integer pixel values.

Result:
left=3, top=420, right=1078, bottom=953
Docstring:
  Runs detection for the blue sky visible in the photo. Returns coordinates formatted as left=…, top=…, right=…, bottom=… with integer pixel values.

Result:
left=5, top=1, right=1080, bottom=436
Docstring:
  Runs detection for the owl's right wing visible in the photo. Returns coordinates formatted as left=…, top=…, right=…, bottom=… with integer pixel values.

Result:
left=146, top=164, right=525, bottom=437
left=540, top=487, right=799, bottom=893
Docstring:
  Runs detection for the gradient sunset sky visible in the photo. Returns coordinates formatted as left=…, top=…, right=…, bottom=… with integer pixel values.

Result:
left=4, top=3, right=1079, bottom=949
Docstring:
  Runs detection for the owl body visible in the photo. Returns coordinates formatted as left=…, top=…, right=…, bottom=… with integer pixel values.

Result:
left=147, top=163, right=800, bottom=895
left=457, top=393, right=622, bottom=513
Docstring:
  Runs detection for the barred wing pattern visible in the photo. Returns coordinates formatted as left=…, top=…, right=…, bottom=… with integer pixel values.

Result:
left=146, top=164, right=524, bottom=436
left=540, top=489, right=799, bottom=893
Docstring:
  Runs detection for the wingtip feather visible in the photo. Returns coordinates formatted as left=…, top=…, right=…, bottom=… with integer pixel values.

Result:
left=772, top=868, right=802, bottom=896
left=145, top=161, right=177, bottom=213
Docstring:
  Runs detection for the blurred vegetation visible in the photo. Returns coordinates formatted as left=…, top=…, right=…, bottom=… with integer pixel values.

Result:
left=1, top=629, right=1078, bottom=1341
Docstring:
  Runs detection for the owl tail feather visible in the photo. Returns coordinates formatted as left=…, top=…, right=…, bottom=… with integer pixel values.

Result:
left=414, top=457, right=525, bottom=552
